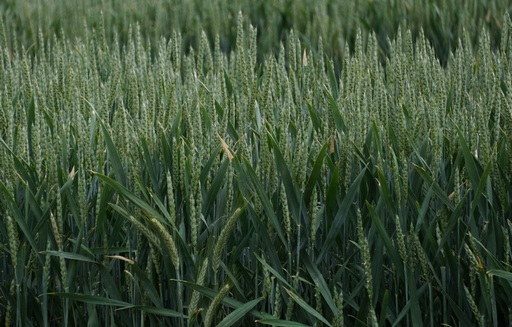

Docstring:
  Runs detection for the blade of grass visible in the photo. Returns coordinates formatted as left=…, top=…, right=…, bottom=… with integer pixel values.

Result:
left=488, top=269, right=512, bottom=283
left=306, top=102, right=322, bottom=132
left=284, top=288, right=332, bottom=326
left=216, top=298, right=263, bottom=327
left=324, top=87, right=347, bottom=134
left=203, top=157, right=229, bottom=218
left=469, top=161, right=492, bottom=215
left=0, top=181, right=40, bottom=259
left=455, top=124, right=480, bottom=191
left=366, top=201, right=402, bottom=275
left=95, top=107, right=127, bottom=186
left=237, top=158, right=287, bottom=246
left=301, top=251, right=337, bottom=315
left=40, top=250, right=96, bottom=263
left=255, top=254, right=293, bottom=290
left=316, top=167, right=366, bottom=264
left=266, top=129, right=302, bottom=221
left=50, top=293, right=130, bottom=306
left=303, top=141, right=328, bottom=205
left=411, top=164, right=454, bottom=209
left=255, top=318, right=311, bottom=327
left=115, top=305, right=183, bottom=318
left=129, top=262, right=164, bottom=308
left=407, top=270, right=424, bottom=327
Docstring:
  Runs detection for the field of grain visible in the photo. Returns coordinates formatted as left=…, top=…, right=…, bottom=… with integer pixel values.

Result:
left=1, top=1, right=512, bottom=326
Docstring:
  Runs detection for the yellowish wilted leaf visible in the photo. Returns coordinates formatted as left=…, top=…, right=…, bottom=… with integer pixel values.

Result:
left=217, top=133, right=233, bottom=162
left=106, top=255, right=135, bottom=265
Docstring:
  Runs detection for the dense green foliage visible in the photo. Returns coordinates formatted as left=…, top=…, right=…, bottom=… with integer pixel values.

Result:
left=1, top=1, right=512, bottom=326
left=0, top=0, right=509, bottom=65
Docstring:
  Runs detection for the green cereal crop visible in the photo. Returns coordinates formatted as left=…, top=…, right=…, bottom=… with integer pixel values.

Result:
left=1, top=1, right=512, bottom=326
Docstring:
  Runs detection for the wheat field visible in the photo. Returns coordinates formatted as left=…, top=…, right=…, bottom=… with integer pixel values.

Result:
left=1, top=1, right=512, bottom=326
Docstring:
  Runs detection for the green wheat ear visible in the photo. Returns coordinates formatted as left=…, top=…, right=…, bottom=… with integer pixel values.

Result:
left=188, top=257, right=209, bottom=324
left=203, top=282, right=232, bottom=327
left=212, top=207, right=243, bottom=274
